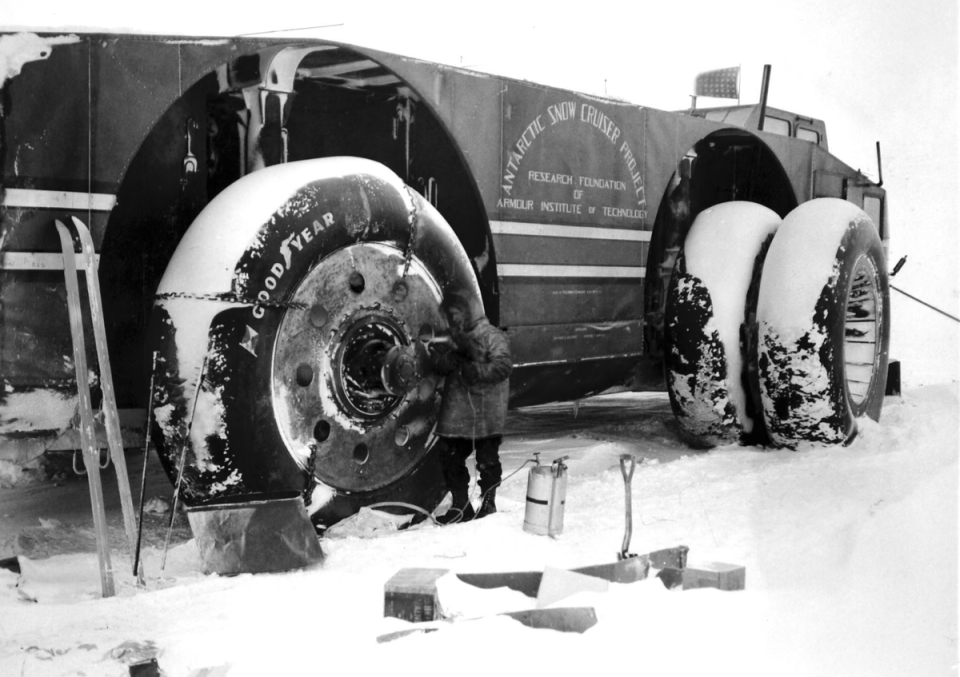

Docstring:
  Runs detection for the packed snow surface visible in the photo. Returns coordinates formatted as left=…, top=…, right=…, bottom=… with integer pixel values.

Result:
left=0, top=384, right=956, bottom=676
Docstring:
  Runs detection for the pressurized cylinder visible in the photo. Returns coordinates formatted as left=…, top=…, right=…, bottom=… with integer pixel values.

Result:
left=523, top=463, right=567, bottom=536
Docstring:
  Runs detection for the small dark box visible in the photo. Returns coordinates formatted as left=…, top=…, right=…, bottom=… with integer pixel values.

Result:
left=384, top=568, right=450, bottom=622
left=682, top=562, right=746, bottom=591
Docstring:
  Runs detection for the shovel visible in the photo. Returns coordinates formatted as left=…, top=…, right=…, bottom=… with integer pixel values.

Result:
left=618, top=454, right=638, bottom=560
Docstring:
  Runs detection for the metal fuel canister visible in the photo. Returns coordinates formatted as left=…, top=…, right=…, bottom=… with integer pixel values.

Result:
left=523, top=455, right=568, bottom=536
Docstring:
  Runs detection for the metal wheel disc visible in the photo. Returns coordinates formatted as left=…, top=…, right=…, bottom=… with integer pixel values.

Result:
left=272, top=242, right=446, bottom=493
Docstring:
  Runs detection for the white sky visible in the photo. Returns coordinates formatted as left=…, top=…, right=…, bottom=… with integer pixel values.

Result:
left=2, top=0, right=956, bottom=171
left=3, top=0, right=959, bottom=377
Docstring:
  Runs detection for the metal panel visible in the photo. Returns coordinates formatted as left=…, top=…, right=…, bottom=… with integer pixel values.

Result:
left=493, top=232, right=646, bottom=267
left=814, top=171, right=845, bottom=198
left=0, top=270, right=81, bottom=384
left=2, top=38, right=90, bottom=191
left=93, top=37, right=184, bottom=190
left=507, top=321, right=644, bottom=367
left=496, top=84, right=649, bottom=228
left=643, top=109, right=719, bottom=220
left=500, top=277, right=642, bottom=326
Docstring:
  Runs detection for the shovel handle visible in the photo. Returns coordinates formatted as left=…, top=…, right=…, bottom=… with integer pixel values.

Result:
left=619, top=454, right=636, bottom=559
left=620, top=454, right=635, bottom=484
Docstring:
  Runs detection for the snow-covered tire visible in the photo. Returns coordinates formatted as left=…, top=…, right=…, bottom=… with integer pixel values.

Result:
left=757, top=198, right=890, bottom=447
left=664, top=202, right=781, bottom=448
left=147, top=158, right=481, bottom=526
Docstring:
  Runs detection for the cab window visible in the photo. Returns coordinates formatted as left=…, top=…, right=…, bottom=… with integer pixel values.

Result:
left=863, top=195, right=883, bottom=236
left=761, top=116, right=790, bottom=136
left=797, top=127, right=820, bottom=144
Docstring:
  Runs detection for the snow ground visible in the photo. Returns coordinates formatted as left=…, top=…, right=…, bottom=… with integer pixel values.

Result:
left=0, top=382, right=956, bottom=676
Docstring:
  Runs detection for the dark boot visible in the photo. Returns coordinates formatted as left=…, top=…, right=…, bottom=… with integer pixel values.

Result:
left=436, top=487, right=474, bottom=524
left=474, top=436, right=502, bottom=520
left=474, top=487, right=497, bottom=520
left=436, top=438, right=475, bottom=525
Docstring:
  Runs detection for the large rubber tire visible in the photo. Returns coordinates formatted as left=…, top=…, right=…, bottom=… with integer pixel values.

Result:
left=147, top=158, right=482, bottom=526
left=757, top=198, right=890, bottom=447
left=664, top=202, right=781, bottom=448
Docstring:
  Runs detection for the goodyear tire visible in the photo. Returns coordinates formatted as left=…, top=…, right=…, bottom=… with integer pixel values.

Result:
left=664, top=202, right=781, bottom=448
left=757, top=198, right=890, bottom=447
left=148, top=158, right=482, bottom=526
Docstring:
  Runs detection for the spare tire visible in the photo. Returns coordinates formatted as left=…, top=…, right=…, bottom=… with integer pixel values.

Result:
left=664, top=202, right=781, bottom=447
left=148, top=157, right=481, bottom=526
left=757, top=198, right=890, bottom=447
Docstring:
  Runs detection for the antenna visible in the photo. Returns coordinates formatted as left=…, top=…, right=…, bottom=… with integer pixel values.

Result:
left=238, top=23, right=344, bottom=37
left=875, top=141, right=884, bottom=187
left=758, top=64, right=772, bottom=131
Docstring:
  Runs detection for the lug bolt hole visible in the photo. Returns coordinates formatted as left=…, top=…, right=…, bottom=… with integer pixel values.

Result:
left=353, top=443, right=369, bottom=465
left=309, top=304, right=328, bottom=328
left=395, top=426, right=411, bottom=447
left=392, top=280, right=408, bottom=302
left=314, top=420, right=331, bottom=442
left=348, top=271, right=365, bottom=293
left=296, top=363, right=314, bottom=386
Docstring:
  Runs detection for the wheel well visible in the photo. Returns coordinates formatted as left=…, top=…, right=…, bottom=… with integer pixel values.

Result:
left=100, top=46, right=494, bottom=408
left=643, top=129, right=798, bottom=366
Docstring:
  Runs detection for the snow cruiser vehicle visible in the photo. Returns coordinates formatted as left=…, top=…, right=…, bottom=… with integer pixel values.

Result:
left=0, top=33, right=890, bottom=525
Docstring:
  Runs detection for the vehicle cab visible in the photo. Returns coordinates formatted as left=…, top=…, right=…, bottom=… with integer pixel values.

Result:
left=686, top=104, right=829, bottom=150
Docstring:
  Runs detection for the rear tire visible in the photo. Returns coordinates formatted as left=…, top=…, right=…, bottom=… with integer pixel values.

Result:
left=757, top=198, right=890, bottom=447
left=664, top=202, right=781, bottom=447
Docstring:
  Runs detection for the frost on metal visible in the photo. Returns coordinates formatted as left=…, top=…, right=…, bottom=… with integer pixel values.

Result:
left=0, top=385, right=77, bottom=434
left=0, top=33, right=79, bottom=87
left=665, top=269, right=740, bottom=447
left=758, top=291, right=846, bottom=447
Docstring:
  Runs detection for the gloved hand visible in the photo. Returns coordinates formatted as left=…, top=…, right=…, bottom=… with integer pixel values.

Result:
left=431, top=345, right=466, bottom=374
left=461, top=361, right=481, bottom=384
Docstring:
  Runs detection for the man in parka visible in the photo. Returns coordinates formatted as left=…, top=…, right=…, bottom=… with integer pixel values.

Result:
left=429, top=292, right=512, bottom=523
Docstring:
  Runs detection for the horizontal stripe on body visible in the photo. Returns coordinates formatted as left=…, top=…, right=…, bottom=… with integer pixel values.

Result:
left=490, top=221, right=651, bottom=241
left=491, top=221, right=648, bottom=278
left=498, top=263, right=646, bottom=278
left=2, top=189, right=117, bottom=212
left=0, top=253, right=100, bottom=270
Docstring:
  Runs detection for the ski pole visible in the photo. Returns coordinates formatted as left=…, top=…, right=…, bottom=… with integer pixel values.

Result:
left=133, top=351, right=158, bottom=582
left=161, top=354, right=208, bottom=572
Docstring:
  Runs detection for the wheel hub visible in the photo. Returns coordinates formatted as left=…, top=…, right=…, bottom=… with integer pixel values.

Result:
left=844, top=254, right=881, bottom=408
left=333, top=314, right=406, bottom=419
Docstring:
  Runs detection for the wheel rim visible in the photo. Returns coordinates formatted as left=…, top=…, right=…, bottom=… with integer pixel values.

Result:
left=843, top=254, right=881, bottom=408
left=272, top=242, right=446, bottom=493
